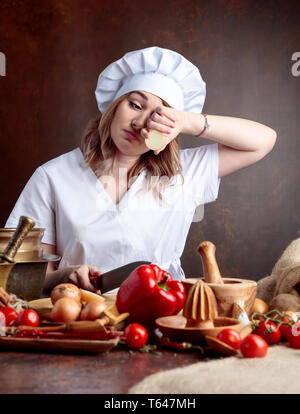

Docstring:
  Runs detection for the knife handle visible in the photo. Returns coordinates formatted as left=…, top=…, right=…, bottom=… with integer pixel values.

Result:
left=89, top=274, right=101, bottom=290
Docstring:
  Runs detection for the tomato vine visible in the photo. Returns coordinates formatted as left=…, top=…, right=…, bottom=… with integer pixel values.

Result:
left=251, top=309, right=297, bottom=332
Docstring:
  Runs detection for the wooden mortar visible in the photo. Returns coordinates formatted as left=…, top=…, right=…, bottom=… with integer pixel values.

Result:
left=183, top=241, right=257, bottom=317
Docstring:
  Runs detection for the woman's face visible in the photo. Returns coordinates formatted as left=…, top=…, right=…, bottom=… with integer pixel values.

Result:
left=110, top=90, right=164, bottom=157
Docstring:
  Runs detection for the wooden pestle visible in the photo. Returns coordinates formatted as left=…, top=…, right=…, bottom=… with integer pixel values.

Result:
left=197, top=241, right=224, bottom=284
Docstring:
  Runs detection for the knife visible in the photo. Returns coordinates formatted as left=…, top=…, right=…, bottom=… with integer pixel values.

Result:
left=90, top=261, right=151, bottom=293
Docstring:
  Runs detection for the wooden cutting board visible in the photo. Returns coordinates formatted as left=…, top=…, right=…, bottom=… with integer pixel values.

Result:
left=28, top=292, right=117, bottom=321
left=0, top=293, right=120, bottom=354
left=0, top=336, right=119, bottom=354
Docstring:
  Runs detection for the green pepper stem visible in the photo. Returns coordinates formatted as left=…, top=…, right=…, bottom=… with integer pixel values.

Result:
left=157, top=273, right=171, bottom=291
left=161, top=273, right=170, bottom=283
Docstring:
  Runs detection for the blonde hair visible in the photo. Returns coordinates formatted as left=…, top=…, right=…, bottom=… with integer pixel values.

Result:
left=80, top=92, right=184, bottom=203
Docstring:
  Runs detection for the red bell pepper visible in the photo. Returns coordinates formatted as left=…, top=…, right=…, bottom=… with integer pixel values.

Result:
left=116, top=264, right=186, bottom=327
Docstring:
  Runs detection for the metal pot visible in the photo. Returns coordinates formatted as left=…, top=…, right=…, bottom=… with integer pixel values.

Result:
left=0, top=219, right=60, bottom=301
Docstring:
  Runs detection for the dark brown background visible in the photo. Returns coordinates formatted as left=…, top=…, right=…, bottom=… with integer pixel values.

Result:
left=0, top=0, right=299, bottom=282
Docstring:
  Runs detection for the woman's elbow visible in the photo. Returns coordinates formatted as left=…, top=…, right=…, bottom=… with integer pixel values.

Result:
left=263, top=128, right=277, bottom=154
left=271, top=128, right=277, bottom=144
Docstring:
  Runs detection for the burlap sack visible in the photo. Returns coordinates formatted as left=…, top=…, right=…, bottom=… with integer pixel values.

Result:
left=129, top=344, right=300, bottom=394
left=257, top=237, right=300, bottom=311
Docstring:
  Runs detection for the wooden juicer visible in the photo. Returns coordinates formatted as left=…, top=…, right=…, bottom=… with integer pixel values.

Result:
left=183, top=241, right=257, bottom=318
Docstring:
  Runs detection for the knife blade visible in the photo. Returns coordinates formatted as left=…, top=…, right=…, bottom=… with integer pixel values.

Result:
left=91, top=261, right=151, bottom=293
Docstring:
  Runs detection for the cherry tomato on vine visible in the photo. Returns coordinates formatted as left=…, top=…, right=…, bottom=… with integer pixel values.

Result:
left=124, top=323, right=148, bottom=349
left=278, top=312, right=297, bottom=341
left=255, top=320, right=281, bottom=344
left=217, top=328, right=242, bottom=350
left=0, top=306, right=19, bottom=326
left=286, top=322, right=300, bottom=349
left=240, top=334, right=268, bottom=358
left=16, top=309, right=40, bottom=327
left=279, top=323, right=291, bottom=340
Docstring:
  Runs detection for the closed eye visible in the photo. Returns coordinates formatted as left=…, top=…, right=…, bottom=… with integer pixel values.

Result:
left=129, top=100, right=142, bottom=111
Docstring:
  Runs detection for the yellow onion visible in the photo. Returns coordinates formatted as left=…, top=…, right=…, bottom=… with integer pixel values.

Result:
left=51, top=297, right=81, bottom=322
left=252, top=298, right=269, bottom=315
left=51, top=283, right=81, bottom=305
left=80, top=300, right=106, bottom=321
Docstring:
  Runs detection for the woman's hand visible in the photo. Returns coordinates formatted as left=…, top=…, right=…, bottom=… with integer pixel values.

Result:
left=66, top=265, right=103, bottom=294
left=141, top=106, right=186, bottom=155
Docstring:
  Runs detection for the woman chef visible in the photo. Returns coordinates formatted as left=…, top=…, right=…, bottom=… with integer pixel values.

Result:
left=5, top=47, right=277, bottom=295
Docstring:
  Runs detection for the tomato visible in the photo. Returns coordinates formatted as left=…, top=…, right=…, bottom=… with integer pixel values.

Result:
left=0, top=306, right=19, bottom=326
left=255, top=320, right=281, bottom=344
left=279, top=323, right=291, bottom=341
left=124, top=323, right=148, bottom=349
left=16, top=309, right=40, bottom=327
left=217, top=328, right=242, bottom=350
left=276, top=312, right=297, bottom=341
left=240, top=334, right=268, bottom=358
left=286, top=322, right=300, bottom=349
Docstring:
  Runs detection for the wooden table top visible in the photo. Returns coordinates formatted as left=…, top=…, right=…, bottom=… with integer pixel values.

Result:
left=0, top=347, right=206, bottom=394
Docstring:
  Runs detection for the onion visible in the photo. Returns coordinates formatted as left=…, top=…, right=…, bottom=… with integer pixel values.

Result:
left=80, top=300, right=107, bottom=321
left=252, top=298, right=269, bottom=315
left=51, top=284, right=81, bottom=305
left=51, top=297, right=81, bottom=322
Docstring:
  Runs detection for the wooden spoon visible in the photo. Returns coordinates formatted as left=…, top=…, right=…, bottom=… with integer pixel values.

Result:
left=197, top=241, right=224, bottom=284
left=205, top=324, right=253, bottom=356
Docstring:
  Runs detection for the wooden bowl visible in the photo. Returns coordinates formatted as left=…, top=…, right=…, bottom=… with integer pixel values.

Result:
left=155, top=314, right=243, bottom=344
left=183, top=277, right=257, bottom=317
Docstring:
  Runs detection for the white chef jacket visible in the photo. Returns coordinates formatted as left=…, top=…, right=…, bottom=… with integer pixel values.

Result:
left=5, top=144, right=221, bottom=288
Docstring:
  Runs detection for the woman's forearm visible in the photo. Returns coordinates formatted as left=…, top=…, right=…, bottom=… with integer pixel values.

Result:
left=42, top=266, right=79, bottom=296
left=182, top=112, right=277, bottom=152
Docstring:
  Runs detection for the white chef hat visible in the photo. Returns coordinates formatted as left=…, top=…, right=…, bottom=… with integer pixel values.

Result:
left=95, top=46, right=206, bottom=114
